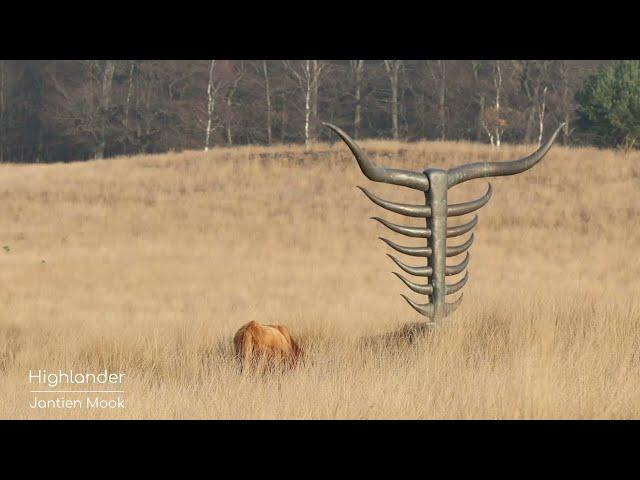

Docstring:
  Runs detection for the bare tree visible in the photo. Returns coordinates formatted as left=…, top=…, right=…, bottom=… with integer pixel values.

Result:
left=48, top=60, right=117, bottom=159
left=520, top=61, right=536, bottom=143
left=50, top=61, right=127, bottom=158
left=283, top=60, right=327, bottom=146
left=350, top=60, right=365, bottom=139
left=430, top=60, right=447, bottom=140
left=537, top=85, right=548, bottom=146
left=224, top=61, right=245, bottom=146
left=263, top=60, right=272, bottom=144
left=136, top=61, right=175, bottom=153
left=124, top=61, right=136, bottom=132
left=383, top=60, right=402, bottom=139
left=248, top=60, right=275, bottom=144
left=310, top=61, right=326, bottom=142
left=471, top=60, right=486, bottom=142
left=493, top=60, right=503, bottom=148
left=204, top=60, right=221, bottom=151
left=285, top=60, right=310, bottom=145
left=520, top=60, right=552, bottom=144
left=279, top=90, right=287, bottom=143
left=95, top=60, right=115, bottom=159
left=481, top=60, right=506, bottom=148
left=557, top=60, right=572, bottom=145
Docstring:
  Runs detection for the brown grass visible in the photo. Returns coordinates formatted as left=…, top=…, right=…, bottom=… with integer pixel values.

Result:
left=1, top=139, right=639, bottom=419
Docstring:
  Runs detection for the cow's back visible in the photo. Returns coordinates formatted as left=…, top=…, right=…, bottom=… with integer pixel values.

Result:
left=233, top=321, right=303, bottom=372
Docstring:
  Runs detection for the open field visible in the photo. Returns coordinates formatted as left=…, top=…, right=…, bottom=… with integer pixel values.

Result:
left=1, top=139, right=639, bottom=419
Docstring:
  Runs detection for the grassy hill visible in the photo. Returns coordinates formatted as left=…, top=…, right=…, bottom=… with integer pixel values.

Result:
left=1, top=140, right=639, bottom=418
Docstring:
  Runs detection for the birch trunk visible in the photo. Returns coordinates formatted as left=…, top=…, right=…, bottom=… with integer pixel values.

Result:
left=226, top=92, right=233, bottom=146
left=311, top=60, right=321, bottom=143
left=123, top=61, right=136, bottom=153
left=559, top=61, right=571, bottom=145
left=351, top=60, right=364, bottom=139
left=263, top=60, right=272, bottom=145
left=384, top=60, right=401, bottom=140
left=225, top=61, right=244, bottom=146
left=283, top=60, right=325, bottom=146
left=304, top=60, right=310, bottom=146
left=437, top=60, right=446, bottom=141
left=471, top=61, right=484, bottom=142
left=494, top=61, right=502, bottom=149
left=280, top=92, right=286, bottom=143
left=96, top=60, right=115, bottom=159
left=204, top=60, right=216, bottom=151
left=537, top=86, right=548, bottom=146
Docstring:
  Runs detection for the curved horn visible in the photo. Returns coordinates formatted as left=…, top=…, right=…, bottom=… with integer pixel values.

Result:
left=324, top=122, right=430, bottom=191
left=446, top=234, right=474, bottom=257
left=358, top=187, right=431, bottom=218
left=392, top=272, right=433, bottom=295
left=445, top=252, right=469, bottom=276
left=447, top=123, right=565, bottom=188
left=373, top=216, right=478, bottom=240
left=446, top=271, right=469, bottom=295
left=371, top=217, right=431, bottom=238
left=400, top=295, right=434, bottom=317
left=447, top=215, right=478, bottom=238
left=387, top=254, right=433, bottom=277
left=379, top=237, right=432, bottom=257
left=447, top=184, right=492, bottom=217
left=444, top=294, right=464, bottom=316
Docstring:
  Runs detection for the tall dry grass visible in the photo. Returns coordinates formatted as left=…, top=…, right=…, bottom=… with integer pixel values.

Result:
left=0, top=139, right=639, bottom=419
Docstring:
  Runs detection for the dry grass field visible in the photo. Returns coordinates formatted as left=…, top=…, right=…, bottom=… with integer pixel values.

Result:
left=1, top=138, right=639, bottom=419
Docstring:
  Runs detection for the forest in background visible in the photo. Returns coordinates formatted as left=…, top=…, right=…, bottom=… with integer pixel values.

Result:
left=0, top=60, right=610, bottom=163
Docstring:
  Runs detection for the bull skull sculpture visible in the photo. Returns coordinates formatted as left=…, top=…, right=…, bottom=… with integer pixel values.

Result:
left=324, top=122, right=565, bottom=323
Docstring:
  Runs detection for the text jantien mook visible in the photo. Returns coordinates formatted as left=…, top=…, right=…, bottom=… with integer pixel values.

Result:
left=28, top=369, right=126, bottom=410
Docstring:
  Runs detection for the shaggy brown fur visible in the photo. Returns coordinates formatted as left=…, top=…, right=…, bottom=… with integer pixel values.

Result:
left=233, top=321, right=304, bottom=373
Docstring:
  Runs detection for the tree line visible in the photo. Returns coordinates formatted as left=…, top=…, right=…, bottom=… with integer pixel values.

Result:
left=0, top=60, right=619, bottom=163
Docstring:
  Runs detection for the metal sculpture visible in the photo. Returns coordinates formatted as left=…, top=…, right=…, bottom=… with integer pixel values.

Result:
left=323, top=122, right=565, bottom=323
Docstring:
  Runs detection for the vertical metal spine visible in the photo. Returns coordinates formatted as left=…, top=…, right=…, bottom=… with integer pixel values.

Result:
left=425, top=169, right=448, bottom=321
left=424, top=192, right=432, bottom=308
